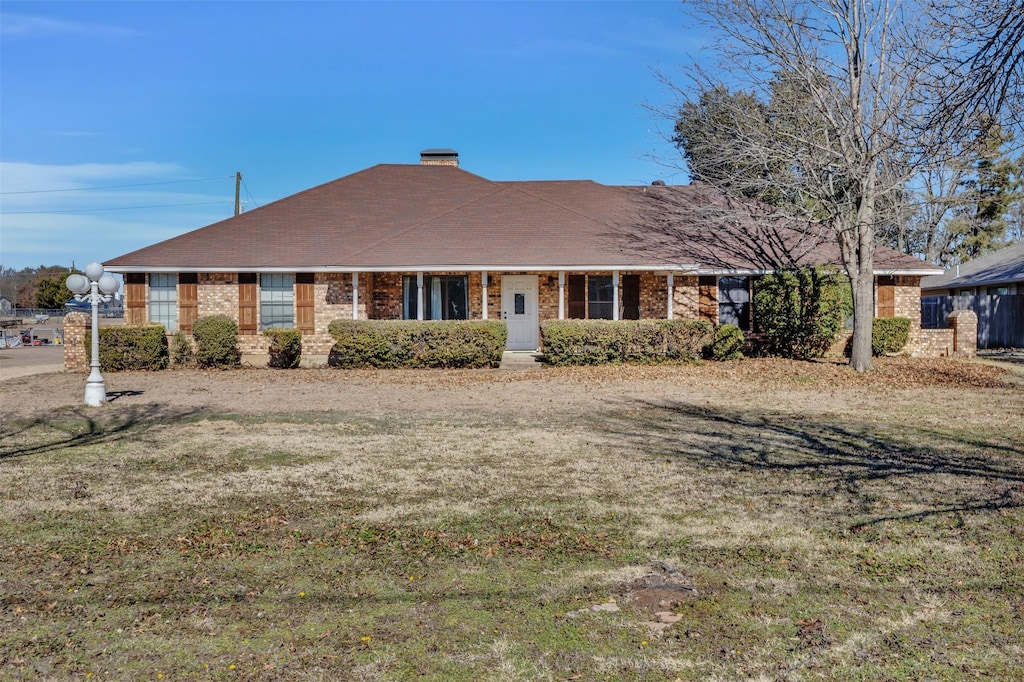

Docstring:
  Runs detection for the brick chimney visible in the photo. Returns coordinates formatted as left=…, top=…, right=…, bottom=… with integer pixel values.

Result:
left=420, top=149, right=459, bottom=167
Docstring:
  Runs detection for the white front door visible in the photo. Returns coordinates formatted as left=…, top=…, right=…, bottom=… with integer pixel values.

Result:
left=501, top=275, right=539, bottom=350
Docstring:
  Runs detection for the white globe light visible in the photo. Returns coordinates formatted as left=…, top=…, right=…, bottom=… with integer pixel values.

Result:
left=65, top=273, right=89, bottom=294
left=85, top=262, right=104, bottom=281
left=98, top=273, right=120, bottom=295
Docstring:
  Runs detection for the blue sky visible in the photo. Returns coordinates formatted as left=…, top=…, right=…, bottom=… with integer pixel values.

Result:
left=0, top=1, right=701, bottom=272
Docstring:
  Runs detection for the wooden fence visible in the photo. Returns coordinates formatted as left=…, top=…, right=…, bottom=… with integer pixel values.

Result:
left=921, top=294, right=1023, bottom=348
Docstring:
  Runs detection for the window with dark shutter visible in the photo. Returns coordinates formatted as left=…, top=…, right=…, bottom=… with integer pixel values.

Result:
left=295, top=273, right=315, bottom=333
left=179, top=273, right=198, bottom=334
left=621, top=274, right=640, bottom=320
left=876, top=276, right=896, bottom=318
left=238, top=273, right=257, bottom=334
left=124, top=273, right=147, bottom=325
left=699, top=275, right=718, bottom=323
left=567, top=275, right=586, bottom=319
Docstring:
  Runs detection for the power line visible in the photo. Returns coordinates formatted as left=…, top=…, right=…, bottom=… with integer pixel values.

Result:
left=0, top=175, right=234, bottom=195
left=1, top=200, right=229, bottom=215
left=241, top=177, right=261, bottom=210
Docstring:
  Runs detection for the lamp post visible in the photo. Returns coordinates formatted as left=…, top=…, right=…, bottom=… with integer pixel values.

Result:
left=66, top=262, right=120, bottom=406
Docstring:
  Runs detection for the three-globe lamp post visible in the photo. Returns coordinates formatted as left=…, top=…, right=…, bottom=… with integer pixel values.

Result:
left=66, top=262, right=120, bottom=407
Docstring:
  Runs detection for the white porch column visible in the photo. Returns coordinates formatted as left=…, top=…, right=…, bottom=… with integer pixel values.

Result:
left=416, top=272, right=424, bottom=321
left=558, top=271, right=565, bottom=320
left=667, top=272, right=674, bottom=320
left=481, top=271, right=488, bottom=320
left=612, top=270, right=620, bottom=321
left=352, top=272, right=359, bottom=320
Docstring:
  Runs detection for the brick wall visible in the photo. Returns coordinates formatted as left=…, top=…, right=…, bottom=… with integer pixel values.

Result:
left=198, top=273, right=238, bottom=319
left=640, top=273, right=668, bottom=319
left=949, top=309, right=978, bottom=357
left=672, top=276, right=701, bottom=320
left=62, top=312, right=89, bottom=372
left=116, top=269, right=948, bottom=361
left=888, top=275, right=933, bottom=357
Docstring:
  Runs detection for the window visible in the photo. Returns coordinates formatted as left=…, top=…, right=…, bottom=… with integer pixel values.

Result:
left=567, top=274, right=617, bottom=319
left=588, top=275, right=614, bottom=320
left=958, top=289, right=973, bottom=296
left=260, top=273, right=294, bottom=330
left=402, top=275, right=468, bottom=320
left=987, top=286, right=1009, bottom=295
left=718, top=276, right=750, bottom=329
left=149, top=273, right=177, bottom=332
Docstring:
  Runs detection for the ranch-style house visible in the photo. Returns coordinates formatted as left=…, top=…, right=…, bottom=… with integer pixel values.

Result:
left=103, top=150, right=947, bottom=362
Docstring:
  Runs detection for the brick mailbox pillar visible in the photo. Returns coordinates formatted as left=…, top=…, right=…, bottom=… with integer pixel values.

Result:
left=63, top=312, right=90, bottom=372
left=948, top=309, right=978, bottom=357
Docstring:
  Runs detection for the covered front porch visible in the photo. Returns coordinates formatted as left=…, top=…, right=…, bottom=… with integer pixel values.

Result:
left=356, top=269, right=708, bottom=350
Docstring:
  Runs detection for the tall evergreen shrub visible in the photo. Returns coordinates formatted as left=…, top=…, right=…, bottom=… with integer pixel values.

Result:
left=753, top=267, right=848, bottom=359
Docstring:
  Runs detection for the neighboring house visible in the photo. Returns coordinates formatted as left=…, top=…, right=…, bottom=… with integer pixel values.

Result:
left=104, top=150, right=943, bottom=361
left=920, top=241, right=1024, bottom=297
left=0, top=296, right=13, bottom=317
left=920, top=241, right=1024, bottom=348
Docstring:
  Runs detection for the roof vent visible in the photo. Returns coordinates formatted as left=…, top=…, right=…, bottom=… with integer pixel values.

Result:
left=420, top=149, right=459, bottom=167
left=651, top=179, right=666, bottom=186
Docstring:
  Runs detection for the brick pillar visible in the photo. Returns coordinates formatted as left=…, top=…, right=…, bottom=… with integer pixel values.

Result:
left=948, top=309, right=978, bottom=357
left=63, top=312, right=90, bottom=372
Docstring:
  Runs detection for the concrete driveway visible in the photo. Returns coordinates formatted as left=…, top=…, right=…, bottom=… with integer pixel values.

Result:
left=0, top=345, right=65, bottom=382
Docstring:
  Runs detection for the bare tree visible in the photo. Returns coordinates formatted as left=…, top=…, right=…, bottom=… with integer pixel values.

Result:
left=659, top=0, right=999, bottom=371
left=922, top=0, right=1024, bottom=137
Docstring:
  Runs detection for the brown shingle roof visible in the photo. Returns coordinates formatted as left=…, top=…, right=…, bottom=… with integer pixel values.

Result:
left=105, top=163, right=941, bottom=275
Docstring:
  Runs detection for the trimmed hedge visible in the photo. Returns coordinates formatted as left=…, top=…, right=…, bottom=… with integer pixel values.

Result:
left=193, top=315, right=241, bottom=368
left=327, top=320, right=507, bottom=368
left=872, top=317, right=911, bottom=356
left=540, top=319, right=716, bottom=366
left=266, top=328, right=302, bottom=368
left=89, top=324, right=169, bottom=371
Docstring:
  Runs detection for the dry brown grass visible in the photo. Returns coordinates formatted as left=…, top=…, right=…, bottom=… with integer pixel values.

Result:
left=1, top=357, right=1022, bottom=680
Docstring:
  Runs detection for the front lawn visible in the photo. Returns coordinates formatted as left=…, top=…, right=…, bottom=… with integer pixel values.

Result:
left=2, top=358, right=1022, bottom=680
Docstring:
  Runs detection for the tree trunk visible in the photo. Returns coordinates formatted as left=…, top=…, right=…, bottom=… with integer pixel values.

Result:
left=846, top=190, right=877, bottom=372
left=848, top=265, right=875, bottom=371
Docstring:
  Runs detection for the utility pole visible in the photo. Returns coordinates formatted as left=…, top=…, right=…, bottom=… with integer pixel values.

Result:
left=235, top=172, right=242, bottom=216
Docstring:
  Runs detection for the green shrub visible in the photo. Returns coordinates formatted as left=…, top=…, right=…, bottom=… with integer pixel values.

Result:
left=170, top=331, right=195, bottom=367
left=265, top=328, right=302, bottom=368
left=540, top=319, right=714, bottom=366
left=753, top=267, right=847, bottom=359
left=88, top=324, right=169, bottom=371
left=327, top=320, right=507, bottom=368
left=872, top=317, right=911, bottom=356
left=193, top=315, right=240, bottom=368
left=703, top=323, right=745, bottom=361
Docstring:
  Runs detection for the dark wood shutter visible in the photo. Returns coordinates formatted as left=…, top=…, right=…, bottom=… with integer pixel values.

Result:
left=125, top=273, right=146, bottom=325
left=568, top=275, right=586, bottom=319
left=698, top=276, right=718, bottom=324
left=179, top=273, right=198, bottom=334
left=877, top=276, right=896, bottom=318
left=238, top=273, right=257, bottom=334
left=295, top=273, right=315, bottom=333
left=621, top=274, right=640, bottom=320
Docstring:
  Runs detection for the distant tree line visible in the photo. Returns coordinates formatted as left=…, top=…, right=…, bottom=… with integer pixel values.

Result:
left=0, top=265, right=76, bottom=310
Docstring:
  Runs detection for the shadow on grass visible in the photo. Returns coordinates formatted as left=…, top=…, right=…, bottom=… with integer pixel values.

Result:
left=0, top=404, right=207, bottom=461
left=604, top=399, right=1024, bottom=528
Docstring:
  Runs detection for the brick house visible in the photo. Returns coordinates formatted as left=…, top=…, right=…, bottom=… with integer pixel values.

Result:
left=104, top=150, right=943, bottom=362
